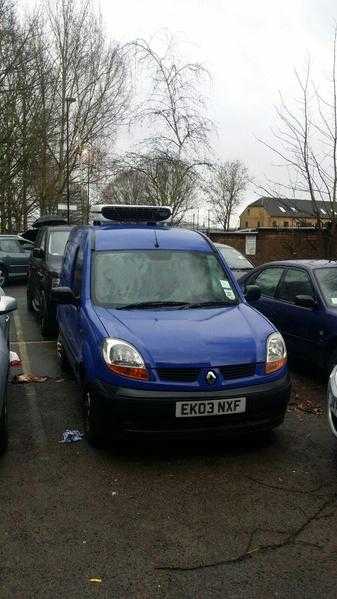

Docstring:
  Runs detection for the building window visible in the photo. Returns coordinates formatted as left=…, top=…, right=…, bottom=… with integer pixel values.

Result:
left=273, top=221, right=277, bottom=228
left=257, top=221, right=260, bottom=227
left=284, top=221, right=289, bottom=228
left=247, top=209, right=250, bottom=215
left=245, top=221, right=248, bottom=228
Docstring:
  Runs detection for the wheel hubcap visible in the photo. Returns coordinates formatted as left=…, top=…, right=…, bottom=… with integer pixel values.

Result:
left=57, top=337, right=63, bottom=360
left=32, top=292, right=40, bottom=313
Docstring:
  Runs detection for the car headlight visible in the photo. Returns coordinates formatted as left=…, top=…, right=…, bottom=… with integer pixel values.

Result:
left=265, top=332, right=287, bottom=374
left=102, top=338, right=149, bottom=381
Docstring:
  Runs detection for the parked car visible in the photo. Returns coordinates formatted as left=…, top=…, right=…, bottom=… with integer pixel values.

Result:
left=214, top=243, right=254, bottom=278
left=328, top=366, right=337, bottom=438
left=0, top=294, right=17, bottom=454
left=52, top=205, right=291, bottom=447
left=0, top=235, right=32, bottom=287
left=27, top=224, right=72, bottom=336
left=240, top=260, right=337, bottom=372
left=17, top=236, right=34, bottom=251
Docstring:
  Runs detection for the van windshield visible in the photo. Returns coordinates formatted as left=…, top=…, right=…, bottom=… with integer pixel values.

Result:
left=92, top=250, right=238, bottom=309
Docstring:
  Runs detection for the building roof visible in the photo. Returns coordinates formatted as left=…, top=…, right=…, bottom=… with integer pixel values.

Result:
left=245, top=197, right=331, bottom=218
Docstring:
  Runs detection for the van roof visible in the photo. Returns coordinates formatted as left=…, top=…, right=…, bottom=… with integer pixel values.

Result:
left=92, top=225, right=212, bottom=252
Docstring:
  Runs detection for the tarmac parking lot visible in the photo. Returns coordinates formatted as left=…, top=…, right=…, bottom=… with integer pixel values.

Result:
left=1, top=284, right=337, bottom=598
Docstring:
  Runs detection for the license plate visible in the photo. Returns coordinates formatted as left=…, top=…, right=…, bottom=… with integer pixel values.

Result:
left=175, top=397, right=246, bottom=418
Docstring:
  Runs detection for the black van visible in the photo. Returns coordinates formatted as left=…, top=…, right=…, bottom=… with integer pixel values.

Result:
left=27, top=221, right=72, bottom=336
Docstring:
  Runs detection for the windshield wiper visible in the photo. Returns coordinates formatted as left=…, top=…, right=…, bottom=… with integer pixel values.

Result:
left=115, top=301, right=191, bottom=310
left=184, top=300, right=236, bottom=309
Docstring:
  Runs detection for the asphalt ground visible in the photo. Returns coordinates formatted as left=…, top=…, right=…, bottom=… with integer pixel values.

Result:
left=1, top=284, right=336, bottom=598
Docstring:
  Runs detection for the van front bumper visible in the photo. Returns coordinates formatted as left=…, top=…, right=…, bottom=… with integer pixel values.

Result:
left=89, top=373, right=291, bottom=439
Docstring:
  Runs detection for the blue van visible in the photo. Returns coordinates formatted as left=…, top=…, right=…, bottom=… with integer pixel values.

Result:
left=52, top=206, right=291, bottom=446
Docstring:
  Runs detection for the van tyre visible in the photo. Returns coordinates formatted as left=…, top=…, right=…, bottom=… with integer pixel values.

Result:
left=83, top=389, right=107, bottom=448
left=40, top=292, right=56, bottom=337
left=0, top=394, right=8, bottom=455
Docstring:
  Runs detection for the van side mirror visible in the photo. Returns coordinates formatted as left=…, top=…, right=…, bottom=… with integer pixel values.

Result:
left=51, top=287, right=78, bottom=305
left=294, top=294, right=317, bottom=309
left=0, top=296, right=17, bottom=314
left=245, top=284, right=261, bottom=302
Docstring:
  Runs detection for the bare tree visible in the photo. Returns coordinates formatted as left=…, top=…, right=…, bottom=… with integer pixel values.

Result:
left=102, top=167, right=147, bottom=206
left=204, top=160, right=249, bottom=230
left=258, top=25, right=337, bottom=253
left=103, top=151, right=199, bottom=223
left=30, top=0, right=129, bottom=214
left=129, top=36, right=212, bottom=161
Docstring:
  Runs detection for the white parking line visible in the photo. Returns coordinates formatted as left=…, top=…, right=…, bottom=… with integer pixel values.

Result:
left=12, top=340, right=56, bottom=346
left=13, top=312, right=47, bottom=448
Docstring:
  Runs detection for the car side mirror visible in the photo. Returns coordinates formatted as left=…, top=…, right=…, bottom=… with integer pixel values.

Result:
left=245, top=284, right=261, bottom=302
left=51, top=286, right=78, bottom=305
left=0, top=295, right=17, bottom=314
left=32, top=247, right=44, bottom=259
left=294, top=294, right=317, bottom=309
left=23, top=244, right=32, bottom=252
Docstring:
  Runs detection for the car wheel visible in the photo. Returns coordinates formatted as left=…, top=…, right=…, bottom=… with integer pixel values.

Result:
left=56, top=333, right=71, bottom=372
left=82, top=389, right=107, bottom=448
left=40, top=293, right=56, bottom=337
left=0, top=266, right=9, bottom=288
left=0, top=394, right=8, bottom=455
left=328, top=349, right=337, bottom=376
left=26, top=286, right=34, bottom=312
left=328, top=366, right=337, bottom=438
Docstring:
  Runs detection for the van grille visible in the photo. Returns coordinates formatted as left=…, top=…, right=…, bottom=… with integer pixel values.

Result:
left=157, top=363, right=256, bottom=383
left=157, top=368, right=200, bottom=382
left=220, top=364, right=256, bottom=379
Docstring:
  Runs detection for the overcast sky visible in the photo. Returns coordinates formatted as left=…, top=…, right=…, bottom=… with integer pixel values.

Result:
left=97, top=0, right=337, bottom=215
left=19, top=0, right=337, bottom=222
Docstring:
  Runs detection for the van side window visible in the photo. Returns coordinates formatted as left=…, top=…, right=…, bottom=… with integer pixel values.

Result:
left=72, top=246, right=84, bottom=298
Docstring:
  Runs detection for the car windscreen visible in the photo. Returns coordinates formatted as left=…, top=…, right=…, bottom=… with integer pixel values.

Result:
left=0, top=238, right=22, bottom=253
left=217, top=246, right=253, bottom=270
left=315, top=268, right=337, bottom=307
left=48, top=230, right=70, bottom=256
left=92, top=250, right=238, bottom=308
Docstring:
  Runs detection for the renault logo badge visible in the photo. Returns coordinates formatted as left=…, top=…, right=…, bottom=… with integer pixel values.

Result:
left=206, top=371, right=217, bottom=385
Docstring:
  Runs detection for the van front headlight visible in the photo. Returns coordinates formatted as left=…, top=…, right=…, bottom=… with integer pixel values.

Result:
left=102, top=338, right=149, bottom=381
left=265, top=332, right=287, bottom=374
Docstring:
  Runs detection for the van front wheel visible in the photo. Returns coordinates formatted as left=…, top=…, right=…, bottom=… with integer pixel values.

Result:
left=82, top=389, right=107, bottom=448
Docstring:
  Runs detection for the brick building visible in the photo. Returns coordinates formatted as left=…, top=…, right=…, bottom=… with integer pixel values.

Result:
left=239, top=197, right=331, bottom=229
left=208, top=227, right=335, bottom=266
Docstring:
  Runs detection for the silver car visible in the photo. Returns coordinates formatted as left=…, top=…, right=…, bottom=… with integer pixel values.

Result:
left=214, top=243, right=254, bottom=279
left=0, top=294, right=17, bottom=454
left=328, top=366, right=337, bottom=438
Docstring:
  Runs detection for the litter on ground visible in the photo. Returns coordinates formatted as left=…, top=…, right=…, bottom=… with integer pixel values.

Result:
left=59, top=430, right=84, bottom=443
left=11, top=373, right=64, bottom=384
left=9, top=351, right=21, bottom=368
